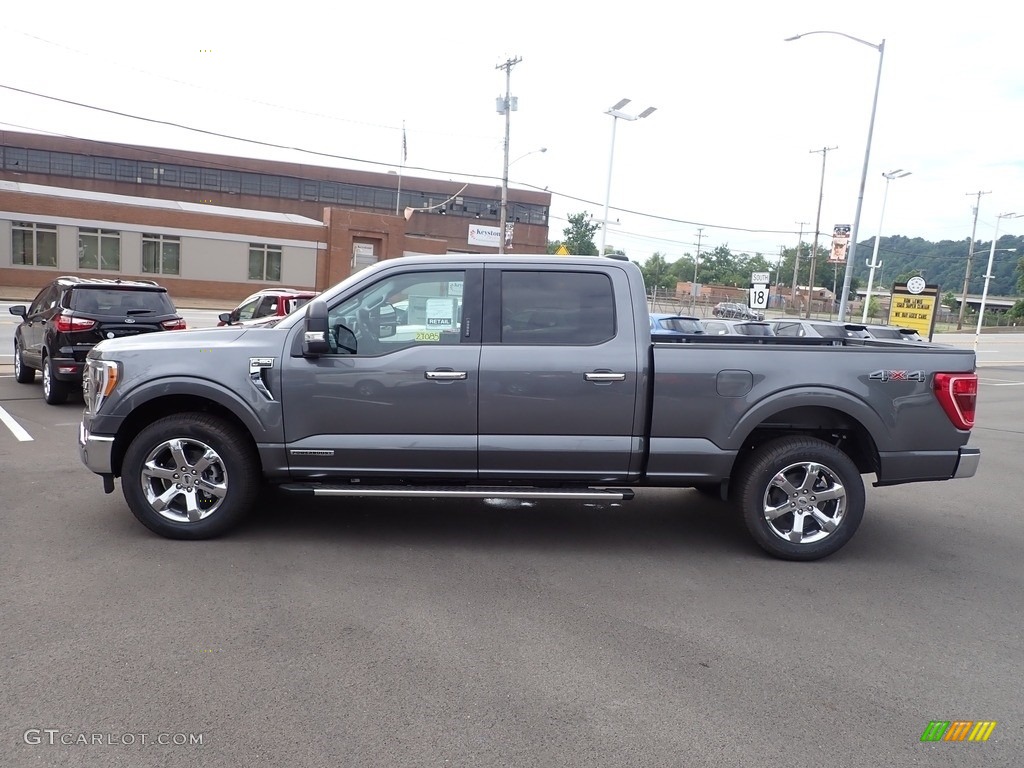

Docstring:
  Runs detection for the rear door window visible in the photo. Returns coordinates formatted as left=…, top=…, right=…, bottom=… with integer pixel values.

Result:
left=499, top=271, right=614, bottom=345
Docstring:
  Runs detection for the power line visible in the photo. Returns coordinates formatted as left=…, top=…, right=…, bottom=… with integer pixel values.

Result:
left=0, top=82, right=812, bottom=240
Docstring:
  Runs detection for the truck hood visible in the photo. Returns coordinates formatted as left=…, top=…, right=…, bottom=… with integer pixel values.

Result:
left=89, top=327, right=252, bottom=357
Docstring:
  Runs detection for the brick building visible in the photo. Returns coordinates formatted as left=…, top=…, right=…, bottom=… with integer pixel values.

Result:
left=0, top=131, right=551, bottom=301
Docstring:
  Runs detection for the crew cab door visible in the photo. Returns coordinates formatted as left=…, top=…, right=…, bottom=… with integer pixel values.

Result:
left=280, top=267, right=482, bottom=479
left=477, top=264, right=642, bottom=481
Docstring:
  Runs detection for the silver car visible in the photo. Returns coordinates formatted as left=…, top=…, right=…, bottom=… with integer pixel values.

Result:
left=768, top=318, right=871, bottom=339
left=702, top=319, right=775, bottom=337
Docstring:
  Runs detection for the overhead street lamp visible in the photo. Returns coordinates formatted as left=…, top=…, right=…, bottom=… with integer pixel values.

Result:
left=974, top=211, right=1022, bottom=349
left=786, top=30, right=886, bottom=322
left=509, top=147, right=547, bottom=167
left=861, top=169, right=911, bottom=322
left=599, top=98, right=656, bottom=258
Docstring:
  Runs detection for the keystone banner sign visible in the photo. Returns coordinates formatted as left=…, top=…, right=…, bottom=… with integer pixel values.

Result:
left=468, top=225, right=500, bottom=248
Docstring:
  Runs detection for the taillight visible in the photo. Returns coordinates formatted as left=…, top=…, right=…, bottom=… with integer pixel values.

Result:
left=161, top=318, right=187, bottom=330
left=54, top=312, right=96, bottom=333
left=934, top=372, right=977, bottom=430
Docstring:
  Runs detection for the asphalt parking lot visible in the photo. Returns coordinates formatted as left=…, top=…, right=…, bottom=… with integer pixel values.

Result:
left=1, top=330, right=1022, bottom=767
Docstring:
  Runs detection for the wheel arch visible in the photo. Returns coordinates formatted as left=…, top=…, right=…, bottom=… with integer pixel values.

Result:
left=727, top=391, right=886, bottom=477
left=109, top=393, right=264, bottom=478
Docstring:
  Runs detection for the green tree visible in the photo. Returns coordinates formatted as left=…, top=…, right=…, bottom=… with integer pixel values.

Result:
left=560, top=212, right=599, bottom=256
left=942, top=290, right=958, bottom=310
left=867, top=295, right=881, bottom=320
left=639, top=252, right=676, bottom=291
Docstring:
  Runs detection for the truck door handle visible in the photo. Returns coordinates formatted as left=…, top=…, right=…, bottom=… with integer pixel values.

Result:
left=425, top=370, right=467, bottom=381
left=584, top=372, right=626, bottom=382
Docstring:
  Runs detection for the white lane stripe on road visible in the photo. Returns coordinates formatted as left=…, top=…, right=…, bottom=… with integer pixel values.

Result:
left=0, top=404, right=33, bottom=441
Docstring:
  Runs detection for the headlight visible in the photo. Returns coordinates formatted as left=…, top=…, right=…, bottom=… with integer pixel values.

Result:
left=87, top=359, right=120, bottom=413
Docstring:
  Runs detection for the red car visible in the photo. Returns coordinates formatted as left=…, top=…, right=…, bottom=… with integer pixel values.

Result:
left=218, top=288, right=318, bottom=327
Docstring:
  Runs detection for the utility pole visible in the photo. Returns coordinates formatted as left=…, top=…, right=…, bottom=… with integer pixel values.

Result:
left=956, top=190, right=991, bottom=330
left=774, top=244, right=785, bottom=311
left=692, top=228, right=705, bottom=312
left=806, top=146, right=838, bottom=319
left=496, top=56, right=522, bottom=254
left=791, top=221, right=809, bottom=311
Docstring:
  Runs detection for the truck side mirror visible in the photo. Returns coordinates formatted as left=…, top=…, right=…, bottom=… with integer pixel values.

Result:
left=302, top=299, right=331, bottom=356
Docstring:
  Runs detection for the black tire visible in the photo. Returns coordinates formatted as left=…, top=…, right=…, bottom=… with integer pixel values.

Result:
left=121, top=413, right=260, bottom=540
left=14, top=341, right=35, bottom=384
left=41, top=353, right=69, bottom=405
left=734, top=436, right=865, bottom=561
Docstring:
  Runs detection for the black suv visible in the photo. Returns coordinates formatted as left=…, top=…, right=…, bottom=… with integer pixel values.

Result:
left=9, top=276, right=185, bottom=404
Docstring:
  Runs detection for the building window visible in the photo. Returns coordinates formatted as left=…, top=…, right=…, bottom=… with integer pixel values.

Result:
left=12, top=222, right=58, bottom=268
left=79, top=228, right=121, bottom=271
left=116, top=159, right=137, bottom=182
left=280, top=178, right=299, bottom=199
left=142, top=234, right=181, bottom=275
left=4, top=146, right=27, bottom=171
left=50, top=152, right=73, bottom=176
left=27, top=150, right=50, bottom=174
left=240, top=173, right=261, bottom=195
left=248, top=244, right=282, bottom=281
left=260, top=176, right=281, bottom=197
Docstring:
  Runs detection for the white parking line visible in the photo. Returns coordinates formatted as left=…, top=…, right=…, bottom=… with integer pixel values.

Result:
left=0, top=404, right=33, bottom=441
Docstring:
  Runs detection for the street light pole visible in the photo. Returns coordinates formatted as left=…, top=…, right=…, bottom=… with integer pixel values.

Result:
left=862, top=169, right=911, bottom=322
left=599, top=98, right=656, bottom=257
left=786, top=31, right=886, bottom=322
left=975, top=213, right=1021, bottom=349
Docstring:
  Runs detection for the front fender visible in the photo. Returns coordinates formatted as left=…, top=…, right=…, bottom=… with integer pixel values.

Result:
left=96, top=375, right=283, bottom=444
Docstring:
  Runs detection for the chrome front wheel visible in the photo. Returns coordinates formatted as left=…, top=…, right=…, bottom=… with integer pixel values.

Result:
left=140, top=437, right=229, bottom=523
left=122, top=413, right=259, bottom=539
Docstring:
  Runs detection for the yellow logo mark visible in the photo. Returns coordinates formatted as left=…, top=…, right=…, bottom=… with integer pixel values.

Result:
left=968, top=721, right=997, bottom=742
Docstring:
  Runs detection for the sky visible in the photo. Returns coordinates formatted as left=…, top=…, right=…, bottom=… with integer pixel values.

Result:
left=3, top=0, right=1023, bottom=270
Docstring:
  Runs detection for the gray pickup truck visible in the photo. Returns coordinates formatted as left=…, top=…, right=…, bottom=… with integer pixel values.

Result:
left=78, top=255, right=980, bottom=560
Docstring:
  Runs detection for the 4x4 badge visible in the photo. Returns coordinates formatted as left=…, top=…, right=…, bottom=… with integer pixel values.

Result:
left=869, top=370, right=925, bottom=382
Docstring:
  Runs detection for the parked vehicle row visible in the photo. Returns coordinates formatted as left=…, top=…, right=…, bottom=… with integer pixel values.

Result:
left=649, top=313, right=927, bottom=343
left=9, top=278, right=319, bottom=404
